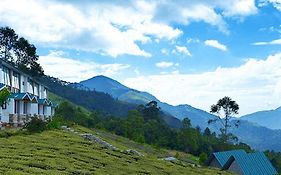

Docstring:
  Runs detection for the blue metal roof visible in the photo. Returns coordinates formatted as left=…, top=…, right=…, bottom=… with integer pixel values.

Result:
left=211, top=149, right=247, bottom=167
left=10, top=93, right=31, bottom=100
left=222, top=152, right=277, bottom=175
left=0, top=83, right=6, bottom=90
left=38, top=98, right=48, bottom=105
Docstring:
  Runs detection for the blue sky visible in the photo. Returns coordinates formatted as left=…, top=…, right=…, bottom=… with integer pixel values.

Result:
left=0, top=0, right=280, bottom=115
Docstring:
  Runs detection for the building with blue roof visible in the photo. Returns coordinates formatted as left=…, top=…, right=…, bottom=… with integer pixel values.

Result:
left=0, top=61, right=55, bottom=127
left=207, top=150, right=277, bottom=175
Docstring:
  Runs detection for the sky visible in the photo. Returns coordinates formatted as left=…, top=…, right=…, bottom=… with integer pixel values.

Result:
left=0, top=0, right=280, bottom=116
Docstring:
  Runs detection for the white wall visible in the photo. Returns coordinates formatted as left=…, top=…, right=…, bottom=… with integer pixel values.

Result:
left=2, top=98, right=15, bottom=123
left=46, top=106, right=52, bottom=116
left=0, top=66, right=3, bottom=84
left=30, top=103, right=38, bottom=115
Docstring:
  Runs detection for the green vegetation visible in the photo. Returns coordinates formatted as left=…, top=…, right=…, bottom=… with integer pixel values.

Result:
left=54, top=100, right=252, bottom=158
left=209, top=96, right=240, bottom=142
left=0, top=127, right=231, bottom=175
left=0, top=26, right=43, bottom=77
left=0, top=87, right=10, bottom=106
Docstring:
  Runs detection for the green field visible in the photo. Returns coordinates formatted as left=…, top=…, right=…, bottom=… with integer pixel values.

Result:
left=0, top=126, right=231, bottom=175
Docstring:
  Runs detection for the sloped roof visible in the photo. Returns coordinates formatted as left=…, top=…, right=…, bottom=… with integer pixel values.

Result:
left=206, top=149, right=247, bottom=167
left=0, top=83, right=6, bottom=90
left=222, top=152, right=277, bottom=175
left=38, top=98, right=49, bottom=105
left=10, top=93, right=31, bottom=100
left=27, top=93, right=38, bottom=103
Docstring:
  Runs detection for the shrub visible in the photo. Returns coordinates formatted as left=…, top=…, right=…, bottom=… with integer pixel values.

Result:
left=24, top=117, right=47, bottom=133
left=199, top=152, right=208, bottom=165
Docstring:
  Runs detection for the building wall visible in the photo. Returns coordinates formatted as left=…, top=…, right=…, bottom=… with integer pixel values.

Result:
left=38, top=105, right=44, bottom=115
left=30, top=103, right=38, bottom=115
left=46, top=106, right=52, bottom=116
left=209, top=158, right=222, bottom=168
left=228, top=160, right=243, bottom=175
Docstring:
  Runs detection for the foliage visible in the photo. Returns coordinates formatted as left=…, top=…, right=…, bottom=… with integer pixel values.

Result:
left=0, top=128, right=231, bottom=175
left=209, top=96, right=240, bottom=142
left=24, top=117, right=47, bottom=133
left=265, top=150, right=281, bottom=173
left=54, top=100, right=252, bottom=158
left=0, top=26, right=44, bottom=77
left=199, top=152, right=208, bottom=165
left=0, top=87, right=10, bottom=106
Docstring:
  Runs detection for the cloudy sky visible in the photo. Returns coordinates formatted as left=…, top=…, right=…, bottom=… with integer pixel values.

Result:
left=1, top=0, right=280, bottom=116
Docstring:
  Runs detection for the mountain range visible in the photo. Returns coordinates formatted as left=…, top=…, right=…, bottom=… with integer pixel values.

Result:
left=79, top=75, right=281, bottom=152
left=240, top=107, right=281, bottom=130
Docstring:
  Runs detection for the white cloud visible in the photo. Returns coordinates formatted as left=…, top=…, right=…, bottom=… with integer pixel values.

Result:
left=252, top=38, right=281, bottom=45
left=259, top=0, right=281, bottom=11
left=173, top=45, right=192, bottom=57
left=156, top=61, right=175, bottom=68
left=0, top=0, right=181, bottom=58
left=216, top=0, right=258, bottom=17
left=123, top=53, right=281, bottom=116
left=38, top=52, right=130, bottom=82
left=161, top=48, right=169, bottom=55
left=204, top=40, right=228, bottom=51
left=0, top=0, right=259, bottom=58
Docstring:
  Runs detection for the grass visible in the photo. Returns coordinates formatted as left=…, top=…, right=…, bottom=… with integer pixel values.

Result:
left=0, top=126, right=231, bottom=175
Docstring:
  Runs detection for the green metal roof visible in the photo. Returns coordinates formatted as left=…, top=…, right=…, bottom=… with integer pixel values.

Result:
left=222, top=152, right=277, bottom=175
left=207, top=149, right=247, bottom=167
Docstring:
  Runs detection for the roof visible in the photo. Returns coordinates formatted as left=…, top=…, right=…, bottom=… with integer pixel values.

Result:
left=0, top=83, right=6, bottom=90
left=10, top=93, right=31, bottom=100
left=38, top=98, right=49, bottom=105
left=206, top=149, right=247, bottom=167
left=222, top=152, right=277, bottom=175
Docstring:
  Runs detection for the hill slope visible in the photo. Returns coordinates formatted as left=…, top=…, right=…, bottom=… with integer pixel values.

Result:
left=79, top=75, right=281, bottom=152
left=0, top=127, right=229, bottom=175
left=241, top=107, right=281, bottom=130
left=80, top=75, right=216, bottom=128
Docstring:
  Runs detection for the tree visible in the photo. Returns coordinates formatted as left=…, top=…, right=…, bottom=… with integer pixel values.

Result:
left=209, top=96, right=239, bottom=142
left=0, top=26, right=44, bottom=77
left=182, top=117, right=191, bottom=129
left=0, top=27, right=18, bottom=62
left=0, top=87, right=10, bottom=106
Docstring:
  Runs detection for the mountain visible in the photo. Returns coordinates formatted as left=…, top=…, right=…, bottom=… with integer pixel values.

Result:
left=80, top=76, right=216, bottom=129
left=240, top=107, right=281, bottom=130
left=231, top=120, right=281, bottom=151
left=80, top=75, right=131, bottom=98
left=79, top=75, right=281, bottom=152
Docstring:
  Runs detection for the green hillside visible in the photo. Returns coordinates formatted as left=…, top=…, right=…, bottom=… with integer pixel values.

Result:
left=0, top=127, right=231, bottom=175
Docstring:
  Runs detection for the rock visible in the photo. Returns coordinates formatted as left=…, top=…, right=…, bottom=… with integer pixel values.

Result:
left=126, top=149, right=144, bottom=157
left=162, top=157, right=177, bottom=161
left=61, top=125, right=68, bottom=130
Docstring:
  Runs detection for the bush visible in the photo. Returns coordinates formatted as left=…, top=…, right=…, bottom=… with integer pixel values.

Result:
left=24, top=117, right=47, bottom=133
left=199, top=152, right=208, bottom=165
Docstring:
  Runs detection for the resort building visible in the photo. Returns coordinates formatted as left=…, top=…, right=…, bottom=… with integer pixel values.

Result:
left=0, top=60, right=55, bottom=127
left=206, top=150, right=277, bottom=175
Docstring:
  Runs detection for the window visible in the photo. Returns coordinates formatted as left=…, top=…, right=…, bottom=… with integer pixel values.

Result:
left=12, top=72, right=20, bottom=89
left=34, top=83, right=39, bottom=96
left=1, top=102, right=7, bottom=109
left=3, top=67, right=11, bottom=86
left=27, top=78, right=33, bottom=93
left=23, top=102, right=28, bottom=114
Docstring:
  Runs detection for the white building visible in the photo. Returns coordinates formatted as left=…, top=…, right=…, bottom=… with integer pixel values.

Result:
left=0, top=61, right=55, bottom=127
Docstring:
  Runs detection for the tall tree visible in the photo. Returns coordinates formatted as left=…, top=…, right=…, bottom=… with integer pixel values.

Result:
left=0, top=26, right=44, bottom=77
left=208, top=96, right=239, bottom=142
left=0, top=27, right=18, bottom=62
